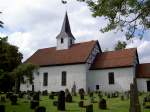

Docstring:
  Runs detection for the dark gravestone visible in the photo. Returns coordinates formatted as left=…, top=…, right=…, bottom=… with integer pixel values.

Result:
left=42, top=90, right=48, bottom=96
left=121, top=95, right=124, bottom=101
left=99, top=98, right=107, bottom=109
left=53, top=101, right=58, bottom=106
left=33, top=93, right=40, bottom=101
left=129, top=78, right=141, bottom=112
left=79, top=101, right=84, bottom=107
left=86, top=104, right=93, bottom=112
left=35, top=106, right=46, bottom=112
left=30, top=100, right=39, bottom=109
left=10, top=94, right=17, bottom=105
left=65, top=93, right=72, bottom=102
left=57, top=91, right=65, bottom=111
left=80, top=94, right=84, bottom=100
left=49, top=94, right=54, bottom=99
left=0, top=105, right=5, bottom=112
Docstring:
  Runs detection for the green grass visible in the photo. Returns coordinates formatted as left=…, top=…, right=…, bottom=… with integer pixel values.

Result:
left=0, top=94, right=150, bottom=112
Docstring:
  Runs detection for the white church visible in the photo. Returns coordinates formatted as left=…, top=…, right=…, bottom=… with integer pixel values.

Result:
left=21, top=12, right=150, bottom=93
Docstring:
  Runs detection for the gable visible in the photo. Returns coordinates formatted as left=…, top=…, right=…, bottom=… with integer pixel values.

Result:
left=25, top=40, right=98, bottom=67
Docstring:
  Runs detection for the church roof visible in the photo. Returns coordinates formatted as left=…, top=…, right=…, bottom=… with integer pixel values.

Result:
left=56, top=12, right=75, bottom=40
left=25, top=40, right=97, bottom=66
left=91, top=48, right=137, bottom=69
left=136, top=63, right=150, bottom=78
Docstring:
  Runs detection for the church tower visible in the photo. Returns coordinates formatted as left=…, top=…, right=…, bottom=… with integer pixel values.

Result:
left=56, top=12, right=75, bottom=50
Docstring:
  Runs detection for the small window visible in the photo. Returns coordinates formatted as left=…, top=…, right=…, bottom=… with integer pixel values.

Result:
left=96, top=85, right=99, bottom=90
left=108, top=72, right=114, bottom=84
left=43, top=72, right=48, bottom=86
left=61, top=71, right=67, bottom=86
left=61, top=38, right=64, bottom=44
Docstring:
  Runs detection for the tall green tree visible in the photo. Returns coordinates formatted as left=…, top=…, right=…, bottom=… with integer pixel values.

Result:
left=12, top=63, right=38, bottom=93
left=77, top=0, right=150, bottom=40
left=0, top=37, right=22, bottom=92
left=114, top=40, right=127, bottom=50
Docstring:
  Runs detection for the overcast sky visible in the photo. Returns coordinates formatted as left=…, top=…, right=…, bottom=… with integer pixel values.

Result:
left=0, top=0, right=150, bottom=63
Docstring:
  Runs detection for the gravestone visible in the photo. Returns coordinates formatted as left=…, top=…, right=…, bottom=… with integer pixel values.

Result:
left=10, top=94, right=17, bottom=105
left=53, top=101, right=58, bottom=106
left=79, top=88, right=85, bottom=100
left=129, top=78, right=141, bottom=112
left=65, top=92, right=72, bottom=103
left=35, top=106, right=46, bottom=112
left=79, top=101, right=84, bottom=107
left=86, top=104, right=93, bottom=112
left=30, top=100, right=39, bottom=109
left=49, top=94, right=54, bottom=99
left=71, top=82, right=77, bottom=96
left=57, top=91, right=65, bottom=111
left=99, top=98, right=107, bottom=109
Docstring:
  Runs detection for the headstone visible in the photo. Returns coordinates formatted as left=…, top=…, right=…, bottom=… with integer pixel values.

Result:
left=86, top=104, right=93, bottom=112
left=0, top=105, right=5, bottom=112
left=65, top=92, right=72, bottom=103
left=79, top=101, right=84, bottom=107
left=129, top=78, right=141, bottom=112
left=30, top=100, right=39, bottom=109
left=57, top=91, right=65, bottom=111
left=35, top=106, right=46, bottom=112
left=10, top=94, right=17, bottom=105
left=99, top=98, right=107, bottom=109
left=71, top=82, right=77, bottom=96
left=121, top=95, right=124, bottom=101
left=79, top=88, right=85, bottom=100
left=53, top=101, right=58, bottom=106
left=42, top=90, right=48, bottom=96
left=49, top=94, right=54, bottom=99
left=33, top=93, right=40, bottom=101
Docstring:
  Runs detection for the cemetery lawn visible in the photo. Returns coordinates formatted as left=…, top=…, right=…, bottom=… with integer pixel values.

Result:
left=1, top=94, right=149, bottom=112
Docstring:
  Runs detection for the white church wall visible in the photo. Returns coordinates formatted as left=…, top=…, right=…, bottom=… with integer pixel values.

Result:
left=87, top=67, right=134, bottom=92
left=137, top=78, right=150, bottom=92
left=20, top=64, right=87, bottom=92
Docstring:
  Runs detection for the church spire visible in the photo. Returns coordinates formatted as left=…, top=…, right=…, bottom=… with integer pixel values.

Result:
left=56, top=12, right=75, bottom=40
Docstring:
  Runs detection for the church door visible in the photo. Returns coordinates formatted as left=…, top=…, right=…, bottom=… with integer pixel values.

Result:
left=147, top=81, right=150, bottom=92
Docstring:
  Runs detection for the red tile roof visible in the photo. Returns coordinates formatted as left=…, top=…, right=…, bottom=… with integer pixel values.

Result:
left=91, top=48, right=137, bottom=69
left=25, top=40, right=97, bottom=66
left=136, top=63, right=150, bottom=78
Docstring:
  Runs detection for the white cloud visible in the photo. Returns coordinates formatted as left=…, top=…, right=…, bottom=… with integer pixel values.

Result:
left=0, top=0, right=150, bottom=64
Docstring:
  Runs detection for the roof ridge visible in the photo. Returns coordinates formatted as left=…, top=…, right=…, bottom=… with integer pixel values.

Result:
left=103, top=48, right=137, bottom=53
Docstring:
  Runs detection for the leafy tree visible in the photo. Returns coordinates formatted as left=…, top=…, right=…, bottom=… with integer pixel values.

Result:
left=0, top=37, right=22, bottom=92
left=114, top=40, right=127, bottom=50
left=77, top=0, right=150, bottom=40
left=0, top=12, right=4, bottom=28
left=12, top=63, right=38, bottom=93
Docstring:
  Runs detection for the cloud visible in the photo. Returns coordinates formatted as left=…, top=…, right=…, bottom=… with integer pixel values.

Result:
left=0, top=0, right=150, bottom=64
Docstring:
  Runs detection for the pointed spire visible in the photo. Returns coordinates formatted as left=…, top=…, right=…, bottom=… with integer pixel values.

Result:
left=56, top=12, right=75, bottom=40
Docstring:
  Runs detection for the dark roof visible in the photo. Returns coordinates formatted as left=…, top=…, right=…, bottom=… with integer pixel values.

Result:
left=56, top=12, right=75, bottom=40
left=91, top=48, right=137, bottom=69
left=136, top=63, right=150, bottom=78
left=25, top=40, right=97, bottom=66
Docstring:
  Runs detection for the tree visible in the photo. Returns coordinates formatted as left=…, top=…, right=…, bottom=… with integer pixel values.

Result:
left=0, top=12, right=4, bottom=28
left=12, top=63, right=38, bottom=93
left=0, top=37, right=22, bottom=92
left=114, top=41, right=127, bottom=50
left=77, top=0, right=150, bottom=40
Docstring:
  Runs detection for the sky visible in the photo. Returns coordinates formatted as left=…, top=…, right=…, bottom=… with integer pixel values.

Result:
left=0, top=0, right=150, bottom=63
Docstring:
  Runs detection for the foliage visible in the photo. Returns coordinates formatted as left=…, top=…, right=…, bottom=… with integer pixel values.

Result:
left=12, top=63, right=38, bottom=92
left=0, top=37, right=22, bottom=92
left=114, top=41, right=127, bottom=50
left=77, top=0, right=150, bottom=40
